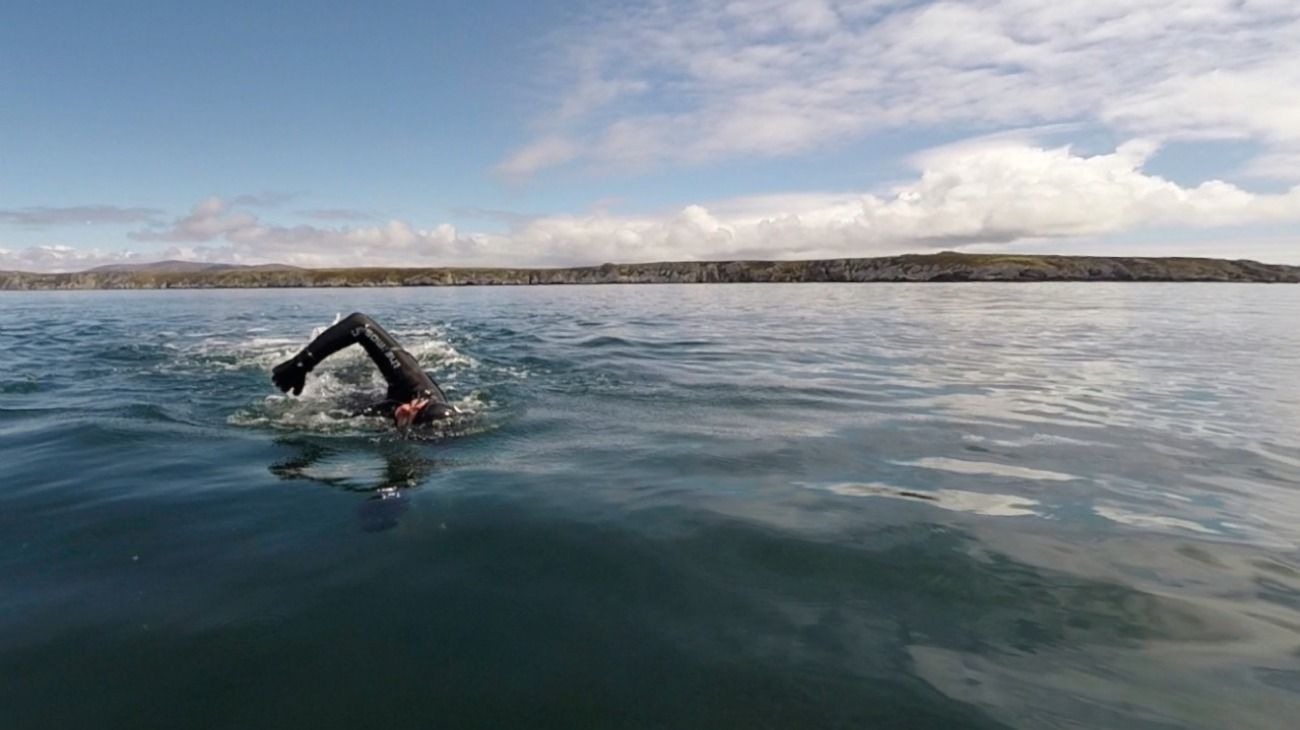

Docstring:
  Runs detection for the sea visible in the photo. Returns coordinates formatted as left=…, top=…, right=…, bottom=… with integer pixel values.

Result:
left=3, top=283, right=1299, bottom=729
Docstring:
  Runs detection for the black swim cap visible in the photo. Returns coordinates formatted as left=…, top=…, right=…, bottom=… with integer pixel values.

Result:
left=414, top=400, right=457, bottom=425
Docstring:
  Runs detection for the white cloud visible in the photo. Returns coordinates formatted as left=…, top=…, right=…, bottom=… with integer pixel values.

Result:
left=121, top=197, right=472, bottom=269
left=0, top=244, right=148, bottom=272
left=1241, top=149, right=1300, bottom=182
left=1103, top=62, right=1300, bottom=144
left=892, top=139, right=1295, bottom=237
left=129, top=197, right=258, bottom=243
left=493, top=136, right=580, bottom=180
left=500, top=0, right=1300, bottom=180
left=6, top=140, right=1299, bottom=272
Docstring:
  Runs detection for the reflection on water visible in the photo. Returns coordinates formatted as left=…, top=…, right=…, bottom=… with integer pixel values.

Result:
left=269, top=439, right=437, bottom=493
left=269, top=439, right=440, bottom=531
left=927, top=525, right=1300, bottom=730
left=821, top=481, right=1041, bottom=516
left=902, top=457, right=1078, bottom=482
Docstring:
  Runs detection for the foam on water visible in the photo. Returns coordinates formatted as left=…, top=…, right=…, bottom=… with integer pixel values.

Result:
left=171, top=313, right=503, bottom=438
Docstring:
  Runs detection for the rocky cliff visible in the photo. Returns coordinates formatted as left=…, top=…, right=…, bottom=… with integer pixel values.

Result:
left=2, top=253, right=1298, bottom=290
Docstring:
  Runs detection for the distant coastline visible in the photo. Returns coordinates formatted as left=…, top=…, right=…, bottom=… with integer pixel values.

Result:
left=3, top=253, right=1298, bottom=290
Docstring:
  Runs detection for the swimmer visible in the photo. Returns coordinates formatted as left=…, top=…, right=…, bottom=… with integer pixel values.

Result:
left=272, top=312, right=457, bottom=429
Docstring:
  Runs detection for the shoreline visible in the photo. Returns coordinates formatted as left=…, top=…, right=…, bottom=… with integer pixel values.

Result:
left=3, top=252, right=1299, bottom=290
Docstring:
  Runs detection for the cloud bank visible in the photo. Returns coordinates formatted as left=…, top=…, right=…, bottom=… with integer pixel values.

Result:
left=499, top=0, right=1300, bottom=180
left=7, top=140, right=1299, bottom=272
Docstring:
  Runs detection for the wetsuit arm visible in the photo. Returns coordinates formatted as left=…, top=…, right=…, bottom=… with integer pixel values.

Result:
left=274, top=312, right=446, bottom=403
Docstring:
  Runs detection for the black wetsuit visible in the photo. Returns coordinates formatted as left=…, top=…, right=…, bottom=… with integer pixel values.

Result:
left=272, top=312, right=456, bottom=424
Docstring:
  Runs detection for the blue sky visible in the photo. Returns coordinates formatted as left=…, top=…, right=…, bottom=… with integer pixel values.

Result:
left=3, top=0, right=1299, bottom=271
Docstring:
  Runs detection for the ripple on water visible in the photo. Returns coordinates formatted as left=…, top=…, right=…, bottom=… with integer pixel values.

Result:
left=821, top=482, right=1042, bottom=517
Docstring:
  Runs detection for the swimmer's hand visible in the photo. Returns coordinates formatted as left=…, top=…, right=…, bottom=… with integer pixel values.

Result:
left=272, top=353, right=313, bottom=396
left=393, top=397, right=431, bottom=430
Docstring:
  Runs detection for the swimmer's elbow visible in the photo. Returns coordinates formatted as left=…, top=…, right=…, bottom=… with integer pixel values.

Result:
left=342, top=312, right=374, bottom=328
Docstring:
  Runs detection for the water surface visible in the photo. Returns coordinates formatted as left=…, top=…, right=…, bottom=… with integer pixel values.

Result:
left=3, top=284, right=1299, bottom=729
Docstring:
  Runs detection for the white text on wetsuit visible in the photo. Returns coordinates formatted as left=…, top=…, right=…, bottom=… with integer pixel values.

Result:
left=353, top=325, right=404, bottom=373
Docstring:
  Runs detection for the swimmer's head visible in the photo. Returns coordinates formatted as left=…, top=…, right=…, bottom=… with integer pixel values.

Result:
left=393, top=397, right=457, bottom=430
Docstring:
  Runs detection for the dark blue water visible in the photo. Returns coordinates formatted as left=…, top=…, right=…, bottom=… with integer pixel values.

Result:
left=3, top=284, right=1300, bottom=729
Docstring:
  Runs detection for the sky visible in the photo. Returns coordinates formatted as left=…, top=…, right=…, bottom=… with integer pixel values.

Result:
left=2, top=0, right=1299, bottom=271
